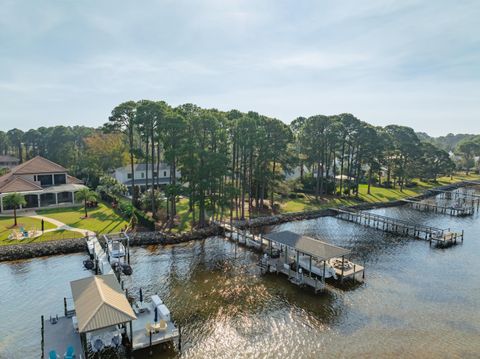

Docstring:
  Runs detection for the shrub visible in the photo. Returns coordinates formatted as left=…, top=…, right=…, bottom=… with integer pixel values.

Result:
left=118, top=200, right=134, bottom=218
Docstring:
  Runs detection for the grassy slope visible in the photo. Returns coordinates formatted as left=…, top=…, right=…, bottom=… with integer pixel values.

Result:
left=279, top=174, right=480, bottom=213
left=170, top=174, right=480, bottom=228
left=37, top=202, right=128, bottom=235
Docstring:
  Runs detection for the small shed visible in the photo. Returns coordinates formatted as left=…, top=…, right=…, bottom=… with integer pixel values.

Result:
left=70, top=274, right=136, bottom=333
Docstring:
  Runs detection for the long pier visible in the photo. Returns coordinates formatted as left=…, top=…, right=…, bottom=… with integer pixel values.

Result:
left=401, top=199, right=475, bottom=217
left=331, top=208, right=464, bottom=245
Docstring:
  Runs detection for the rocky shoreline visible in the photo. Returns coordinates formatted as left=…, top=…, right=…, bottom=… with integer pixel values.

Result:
left=0, top=181, right=468, bottom=262
left=231, top=181, right=465, bottom=229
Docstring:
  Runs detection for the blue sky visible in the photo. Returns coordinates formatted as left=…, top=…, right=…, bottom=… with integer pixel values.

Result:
left=0, top=0, right=479, bottom=136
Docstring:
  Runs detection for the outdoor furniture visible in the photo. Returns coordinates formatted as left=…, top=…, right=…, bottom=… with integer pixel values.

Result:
left=151, top=320, right=167, bottom=333
left=133, top=301, right=148, bottom=314
left=49, top=350, right=59, bottom=359
left=8, top=230, right=22, bottom=240
left=145, top=322, right=153, bottom=335
left=64, top=345, right=75, bottom=359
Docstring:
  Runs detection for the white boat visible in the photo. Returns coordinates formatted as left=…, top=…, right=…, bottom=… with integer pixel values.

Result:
left=297, top=255, right=337, bottom=279
left=328, top=257, right=354, bottom=272
left=108, top=239, right=126, bottom=259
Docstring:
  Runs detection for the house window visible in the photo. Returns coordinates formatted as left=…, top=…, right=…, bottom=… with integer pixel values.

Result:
left=37, top=174, right=53, bottom=187
left=34, top=175, right=37, bottom=181
left=153, top=172, right=157, bottom=177
left=141, top=172, right=145, bottom=178
left=127, top=173, right=132, bottom=179
left=164, top=171, right=167, bottom=177
left=54, top=174, right=66, bottom=185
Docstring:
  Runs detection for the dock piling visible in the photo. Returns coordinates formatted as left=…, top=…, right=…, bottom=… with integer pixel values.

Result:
left=41, top=315, right=44, bottom=359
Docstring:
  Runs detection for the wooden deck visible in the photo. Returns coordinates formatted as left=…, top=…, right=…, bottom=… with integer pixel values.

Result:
left=131, top=303, right=179, bottom=351
left=43, top=316, right=85, bottom=359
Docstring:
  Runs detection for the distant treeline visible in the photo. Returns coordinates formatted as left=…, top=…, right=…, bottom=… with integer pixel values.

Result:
left=1, top=101, right=478, bottom=227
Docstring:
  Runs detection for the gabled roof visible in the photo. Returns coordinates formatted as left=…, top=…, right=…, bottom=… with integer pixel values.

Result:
left=70, top=275, right=136, bottom=333
left=67, top=174, right=83, bottom=185
left=263, top=230, right=350, bottom=261
left=10, top=156, right=67, bottom=174
left=0, top=155, right=19, bottom=163
left=0, top=176, right=43, bottom=193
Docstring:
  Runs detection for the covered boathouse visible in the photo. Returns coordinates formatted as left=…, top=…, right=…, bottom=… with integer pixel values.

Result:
left=261, top=230, right=364, bottom=291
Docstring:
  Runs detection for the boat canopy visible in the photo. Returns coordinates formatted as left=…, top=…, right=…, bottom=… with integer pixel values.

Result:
left=263, top=230, right=350, bottom=261
left=70, top=274, right=136, bottom=333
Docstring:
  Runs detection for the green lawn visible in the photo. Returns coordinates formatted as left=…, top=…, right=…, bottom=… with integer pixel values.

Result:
left=278, top=174, right=480, bottom=214
left=0, top=216, right=83, bottom=246
left=0, top=216, right=55, bottom=242
left=169, top=173, right=480, bottom=226
left=37, top=202, right=128, bottom=235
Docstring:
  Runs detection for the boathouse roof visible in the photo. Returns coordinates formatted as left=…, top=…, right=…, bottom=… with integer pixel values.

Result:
left=70, top=274, right=136, bottom=333
left=263, top=230, right=350, bottom=260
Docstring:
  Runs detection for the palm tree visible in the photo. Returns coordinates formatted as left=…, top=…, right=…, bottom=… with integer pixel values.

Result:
left=75, top=188, right=98, bottom=218
left=3, top=193, right=26, bottom=226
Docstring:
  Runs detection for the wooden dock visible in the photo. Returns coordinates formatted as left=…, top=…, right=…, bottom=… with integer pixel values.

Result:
left=331, top=208, right=464, bottom=245
left=86, top=236, right=114, bottom=275
left=215, top=222, right=365, bottom=289
left=428, top=188, right=480, bottom=205
left=261, top=257, right=327, bottom=292
left=42, top=315, right=84, bottom=359
left=131, top=299, right=180, bottom=351
left=401, top=198, right=475, bottom=216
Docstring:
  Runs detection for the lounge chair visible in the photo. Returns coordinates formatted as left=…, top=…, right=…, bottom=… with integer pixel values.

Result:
left=157, top=319, right=167, bottom=332
left=64, top=345, right=75, bottom=359
left=145, top=322, right=152, bottom=335
left=150, top=319, right=168, bottom=333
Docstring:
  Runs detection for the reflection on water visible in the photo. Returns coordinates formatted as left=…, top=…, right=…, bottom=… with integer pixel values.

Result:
left=1, top=201, right=480, bottom=358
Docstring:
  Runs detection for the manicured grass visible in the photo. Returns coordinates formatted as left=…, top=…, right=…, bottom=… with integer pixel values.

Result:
left=0, top=218, right=82, bottom=246
left=0, top=216, right=56, bottom=242
left=277, top=174, right=480, bottom=214
left=37, top=203, right=128, bottom=235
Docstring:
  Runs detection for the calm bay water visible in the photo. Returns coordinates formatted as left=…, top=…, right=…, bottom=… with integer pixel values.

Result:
left=1, top=202, right=480, bottom=358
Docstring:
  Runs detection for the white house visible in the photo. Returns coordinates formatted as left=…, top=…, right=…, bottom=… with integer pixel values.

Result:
left=113, top=163, right=181, bottom=194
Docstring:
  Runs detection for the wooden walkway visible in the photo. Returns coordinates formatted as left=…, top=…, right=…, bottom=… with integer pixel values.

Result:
left=331, top=208, right=464, bottom=245
left=401, top=198, right=475, bottom=216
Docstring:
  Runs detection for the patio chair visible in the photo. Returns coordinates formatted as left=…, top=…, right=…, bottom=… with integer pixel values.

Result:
left=64, top=345, right=75, bottom=359
left=145, top=322, right=152, bottom=335
left=157, top=319, right=168, bottom=332
left=49, top=350, right=59, bottom=359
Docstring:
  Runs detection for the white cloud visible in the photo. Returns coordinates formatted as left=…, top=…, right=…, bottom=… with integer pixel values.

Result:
left=0, top=0, right=479, bottom=134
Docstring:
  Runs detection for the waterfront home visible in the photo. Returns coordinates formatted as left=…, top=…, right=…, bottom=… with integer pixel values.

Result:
left=113, top=163, right=181, bottom=194
left=0, top=155, right=19, bottom=170
left=0, top=156, right=86, bottom=213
